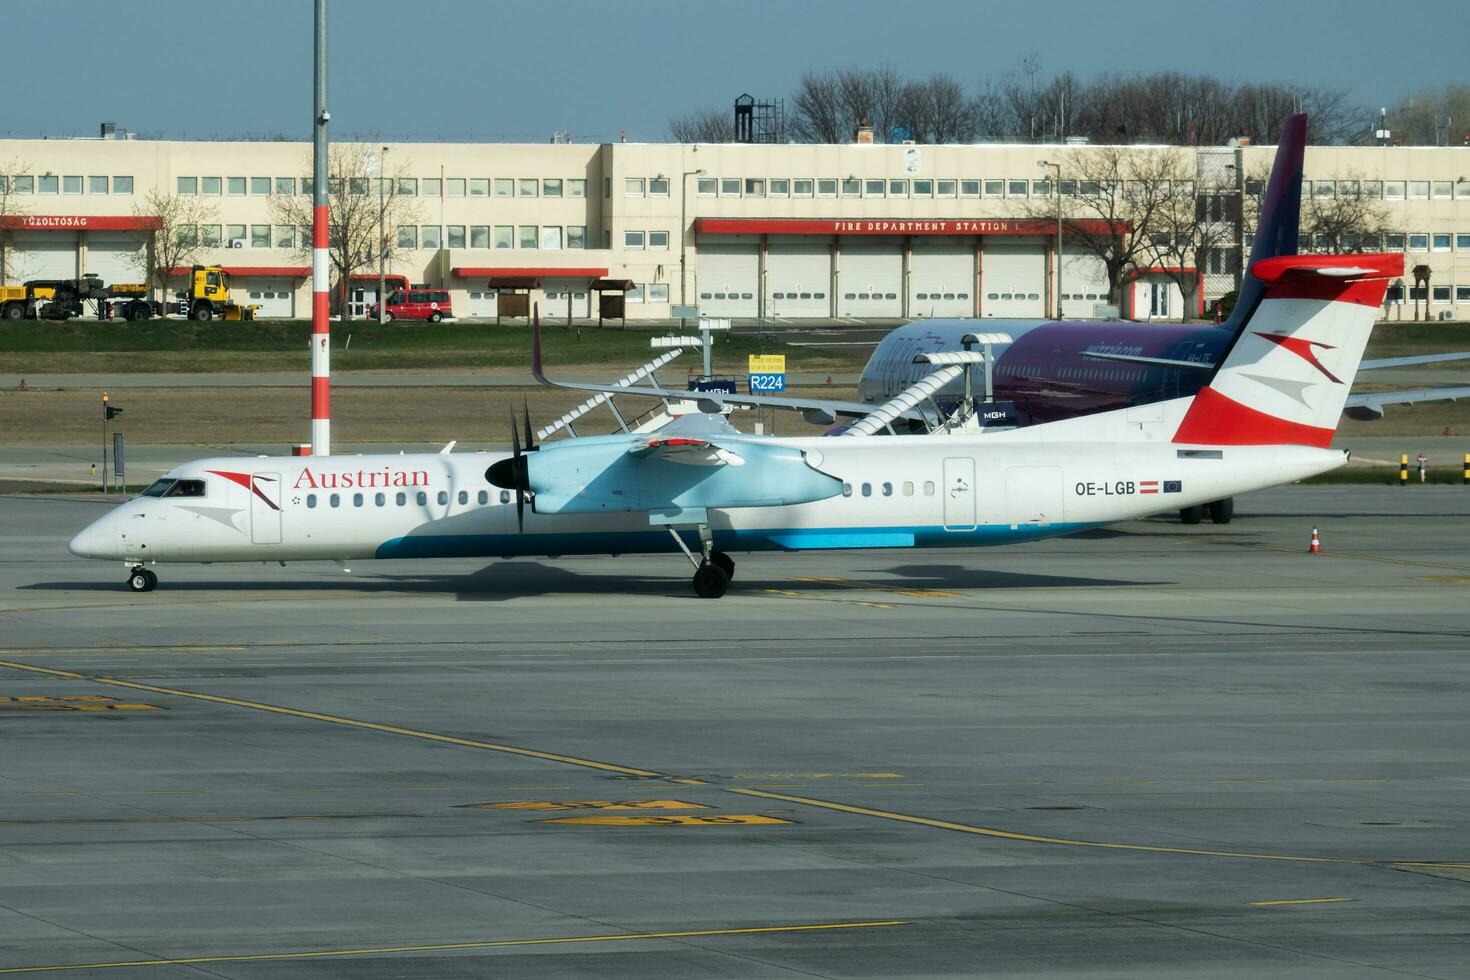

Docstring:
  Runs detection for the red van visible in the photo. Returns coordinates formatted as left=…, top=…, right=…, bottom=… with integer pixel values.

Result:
left=371, top=288, right=453, bottom=322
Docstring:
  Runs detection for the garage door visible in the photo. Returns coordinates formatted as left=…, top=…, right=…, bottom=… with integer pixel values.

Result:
left=239, top=279, right=296, bottom=318
left=1061, top=253, right=1110, bottom=318
left=83, top=232, right=147, bottom=285
left=982, top=239, right=1045, bottom=318
left=765, top=238, right=831, bottom=318
left=696, top=240, right=759, bottom=317
left=838, top=241, right=902, bottom=317
left=543, top=279, right=591, bottom=318
left=909, top=243, right=975, bottom=318
left=465, top=289, right=497, bottom=318
left=11, top=232, right=77, bottom=281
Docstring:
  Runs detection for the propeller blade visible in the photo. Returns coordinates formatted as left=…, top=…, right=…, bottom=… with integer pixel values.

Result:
left=522, top=399, right=535, bottom=452
left=509, top=409, right=521, bottom=458
left=516, top=487, right=525, bottom=531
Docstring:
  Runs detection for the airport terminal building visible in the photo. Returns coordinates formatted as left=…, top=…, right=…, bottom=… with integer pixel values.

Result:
left=2, top=130, right=1468, bottom=321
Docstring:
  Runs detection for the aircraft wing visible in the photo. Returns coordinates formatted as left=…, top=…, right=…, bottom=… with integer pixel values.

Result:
left=1360, top=352, right=1470, bottom=370
left=1343, top=386, right=1470, bottom=420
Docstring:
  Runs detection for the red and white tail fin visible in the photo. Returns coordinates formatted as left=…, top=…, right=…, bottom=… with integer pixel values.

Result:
left=1172, top=254, right=1403, bottom=448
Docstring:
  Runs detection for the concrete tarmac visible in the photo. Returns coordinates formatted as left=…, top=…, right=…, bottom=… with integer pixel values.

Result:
left=1, top=486, right=1468, bottom=977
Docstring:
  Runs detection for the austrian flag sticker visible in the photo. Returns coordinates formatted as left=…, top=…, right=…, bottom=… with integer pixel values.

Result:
left=1139, top=480, right=1159, bottom=495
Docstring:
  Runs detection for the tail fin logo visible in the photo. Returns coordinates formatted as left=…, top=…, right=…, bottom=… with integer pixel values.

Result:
left=1252, top=332, right=1342, bottom=384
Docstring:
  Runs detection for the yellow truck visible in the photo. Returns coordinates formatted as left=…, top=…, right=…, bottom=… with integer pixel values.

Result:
left=0, top=276, right=160, bottom=321
left=177, top=265, right=258, bottom=321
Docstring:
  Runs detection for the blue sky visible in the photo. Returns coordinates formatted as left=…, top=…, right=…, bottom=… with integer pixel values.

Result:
left=10, top=0, right=1462, bottom=142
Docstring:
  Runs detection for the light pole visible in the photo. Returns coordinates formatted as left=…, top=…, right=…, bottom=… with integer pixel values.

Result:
left=377, top=145, right=388, bottom=324
left=679, top=167, right=705, bottom=327
left=1038, top=159, right=1063, bottom=319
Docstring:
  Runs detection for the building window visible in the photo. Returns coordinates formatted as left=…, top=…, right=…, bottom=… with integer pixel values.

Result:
left=38, top=175, right=58, bottom=194
left=227, top=176, right=246, bottom=195
left=393, top=177, right=415, bottom=196
left=1385, top=180, right=1406, bottom=200
left=268, top=177, right=291, bottom=196
left=1058, top=179, right=1077, bottom=196
left=88, top=175, right=108, bottom=194
left=1033, top=179, right=1052, bottom=197
left=414, top=177, right=436, bottom=196
left=1315, top=181, right=1335, bottom=199
left=1456, top=180, right=1470, bottom=200
left=177, top=176, right=197, bottom=195
left=510, top=178, right=532, bottom=197
left=1409, top=180, right=1430, bottom=200
left=626, top=284, right=644, bottom=303
left=1007, top=179, right=1028, bottom=197
left=470, top=225, right=490, bottom=249
left=624, top=230, right=645, bottom=249
left=697, top=177, right=717, bottom=196
left=568, top=226, right=586, bottom=249
left=113, top=176, right=133, bottom=194
left=446, top=225, right=466, bottom=249
left=1431, top=180, right=1452, bottom=200
left=1408, top=233, right=1429, bottom=250
left=936, top=179, right=957, bottom=197
left=812, top=178, right=833, bottom=198
left=1360, top=180, right=1381, bottom=198
left=543, top=178, right=563, bottom=198
left=10, top=175, right=31, bottom=194
left=1458, top=286, right=1470, bottom=302
left=745, top=178, right=765, bottom=197
left=301, top=177, right=314, bottom=195
left=349, top=177, right=369, bottom=196
left=568, top=179, right=586, bottom=198
left=196, top=176, right=219, bottom=196
left=841, top=177, right=860, bottom=197
left=911, top=178, right=932, bottom=196
left=1457, top=233, right=1470, bottom=250
left=226, top=224, right=246, bottom=245
left=177, top=224, right=197, bottom=247
left=494, top=225, right=514, bottom=249
left=649, top=176, right=670, bottom=197
left=541, top=226, right=562, bottom=250
left=274, top=225, right=295, bottom=248
left=770, top=178, right=790, bottom=197
left=519, top=225, right=538, bottom=249
left=62, top=175, right=81, bottom=194
left=864, top=178, right=884, bottom=197
left=959, top=179, right=980, bottom=197
left=397, top=226, right=416, bottom=250
left=888, top=179, right=908, bottom=197
left=648, top=230, right=669, bottom=250
left=1386, top=232, right=1405, bottom=250
left=1433, top=233, right=1452, bottom=251
left=793, top=178, right=813, bottom=197
left=1432, top=285, right=1451, bottom=302
left=1337, top=180, right=1359, bottom=198
left=721, top=177, right=741, bottom=196
left=445, top=178, right=465, bottom=197
left=420, top=225, right=442, bottom=249
left=248, top=176, right=269, bottom=196
left=647, top=283, right=669, bottom=303
left=625, top=177, right=645, bottom=197
left=248, top=225, right=269, bottom=248
left=200, top=225, right=221, bottom=246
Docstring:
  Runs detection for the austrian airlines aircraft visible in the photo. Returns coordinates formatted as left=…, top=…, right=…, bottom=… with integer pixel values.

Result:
left=70, top=238, right=1401, bottom=596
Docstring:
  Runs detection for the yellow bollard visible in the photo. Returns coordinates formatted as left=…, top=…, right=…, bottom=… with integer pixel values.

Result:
left=1463, top=452, right=1469, bottom=486
left=1400, top=453, right=1408, bottom=486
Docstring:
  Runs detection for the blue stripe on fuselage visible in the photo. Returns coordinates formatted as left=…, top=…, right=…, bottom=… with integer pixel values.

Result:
left=373, top=521, right=1100, bottom=560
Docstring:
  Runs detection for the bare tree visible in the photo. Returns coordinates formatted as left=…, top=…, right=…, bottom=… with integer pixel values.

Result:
left=0, top=159, right=30, bottom=283
left=1384, top=84, right=1470, bottom=145
left=669, top=106, right=735, bottom=143
left=269, top=143, right=423, bottom=318
left=898, top=74, right=979, bottom=143
left=1023, top=146, right=1184, bottom=307
left=790, top=66, right=906, bottom=143
left=133, top=188, right=218, bottom=308
left=1143, top=162, right=1237, bottom=319
left=1299, top=174, right=1392, bottom=253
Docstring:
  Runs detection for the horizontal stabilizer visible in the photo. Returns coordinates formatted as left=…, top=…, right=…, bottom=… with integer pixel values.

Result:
left=1082, top=351, right=1215, bottom=372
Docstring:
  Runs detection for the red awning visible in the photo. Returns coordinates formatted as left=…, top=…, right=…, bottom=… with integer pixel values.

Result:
left=694, top=217, right=1126, bottom=236
left=590, top=278, right=636, bottom=291
left=167, top=266, right=310, bottom=277
left=2, top=215, right=161, bottom=231
left=452, top=266, right=608, bottom=279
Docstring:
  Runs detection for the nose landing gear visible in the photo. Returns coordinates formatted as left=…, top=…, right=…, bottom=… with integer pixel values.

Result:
left=664, top=522, right=736, bottom=598
left=127, top=566, right=158, bottom=592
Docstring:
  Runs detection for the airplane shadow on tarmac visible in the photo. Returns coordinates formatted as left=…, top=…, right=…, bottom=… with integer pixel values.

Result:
left=31, top=558, right=1163, bottom=601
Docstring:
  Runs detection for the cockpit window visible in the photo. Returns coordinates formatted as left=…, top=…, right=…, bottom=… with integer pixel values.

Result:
left=140, top=478, right=176, bottom=497
left=164, top=479, right=207, bottom=498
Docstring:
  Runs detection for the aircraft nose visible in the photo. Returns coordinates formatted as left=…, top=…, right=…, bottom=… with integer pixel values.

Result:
left=68, top=512, right=117, bottom=559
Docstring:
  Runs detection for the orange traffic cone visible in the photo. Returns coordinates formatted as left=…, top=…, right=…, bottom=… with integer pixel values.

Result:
left=1308, top=527, right=1321, bottom=554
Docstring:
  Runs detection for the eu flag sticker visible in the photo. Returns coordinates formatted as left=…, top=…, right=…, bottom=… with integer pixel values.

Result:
left=1163, top=480, right=1182, bottom=493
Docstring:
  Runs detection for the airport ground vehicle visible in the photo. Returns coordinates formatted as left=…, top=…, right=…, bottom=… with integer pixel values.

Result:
left=369, top=288, right=453, bottom=322
left=177, top=265, right=259, bottom=321
left=0, top=276, right=161, bottom=322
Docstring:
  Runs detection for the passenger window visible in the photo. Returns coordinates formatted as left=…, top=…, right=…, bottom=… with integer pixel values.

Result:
left=923, top=481, right=936, bottom=496
left=330, top=493, right=340, bottom=507
left=416, top=492, right=427, bottom=505
left=306, top=494, right=317, bottom=508
left=353, top=493, right=363, bottom=507
left=374, top=492, right=385, bottom=506
left=437, top=491, right=449, bottom=505
left=395, top=492, right=406, bottom=505
left=902, top=481, right=914, bottom=496
left=499, top=490, right=511, bottom=504
left=842, top=482, right=853, bottom=498
left=458, top=490, right=468, bottom=505
left=882, top=482, right=893, bottom=496
left=477, top=490, right=488, bottom=504
left=861, top=483, right=872, bottom=497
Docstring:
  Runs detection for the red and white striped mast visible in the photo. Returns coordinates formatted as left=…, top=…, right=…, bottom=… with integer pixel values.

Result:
left=309, top=0, right=331, bottom=455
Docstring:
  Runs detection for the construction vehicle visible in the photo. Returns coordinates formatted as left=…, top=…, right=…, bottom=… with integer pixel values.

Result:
left=0, top=275, right=162, bottom=322
left=176, top=265, right=258, bottom=321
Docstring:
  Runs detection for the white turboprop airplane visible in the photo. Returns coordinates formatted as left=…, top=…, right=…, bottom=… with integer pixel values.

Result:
left=70, top=249, right=1400, bottom=597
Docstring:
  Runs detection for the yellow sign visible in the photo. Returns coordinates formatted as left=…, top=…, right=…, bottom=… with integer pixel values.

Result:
left=464, top=800, right=707, bottom=812
left=748, top=354, right=786, bottom=374
left=539, top=814, right=794, bottom=827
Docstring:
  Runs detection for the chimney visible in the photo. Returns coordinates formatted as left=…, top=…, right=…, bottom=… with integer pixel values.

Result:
left=855, top=117, right=874, bottom=144
left=100, top=121, right=117, bottom=140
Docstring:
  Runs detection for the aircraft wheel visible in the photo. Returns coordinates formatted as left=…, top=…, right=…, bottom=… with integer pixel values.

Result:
left=127, top=569, right=152, bottom=593
left=710, top=550, right=735, bottom=580
left=692, top=562, right=730, bottom=599
left=1179, top=505, right=1205, bottom=525
left=1207, top=498, right=1234, bottom=524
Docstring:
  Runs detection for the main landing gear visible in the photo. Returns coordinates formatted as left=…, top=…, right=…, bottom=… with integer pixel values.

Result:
left=1179, top=498, right=1234, bottom=525
left=666, top=524, right=735, bottom=598
left=127, top=566, right=158, bottom=592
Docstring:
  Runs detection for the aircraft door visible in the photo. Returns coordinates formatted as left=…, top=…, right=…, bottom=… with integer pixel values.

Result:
left=942, top=457, right=977, bottom=531
left=249, top=472, right=283, bottom=544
